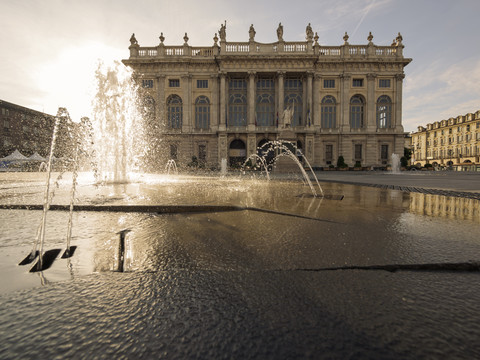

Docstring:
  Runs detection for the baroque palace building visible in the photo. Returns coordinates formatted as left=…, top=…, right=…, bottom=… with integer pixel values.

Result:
left=410, top=110, right=480, bottom=170
left=122, top=23, right=411, bottom=169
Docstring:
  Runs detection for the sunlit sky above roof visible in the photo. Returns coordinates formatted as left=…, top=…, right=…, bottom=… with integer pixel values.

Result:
left=1, top=0, right=479, bottom=132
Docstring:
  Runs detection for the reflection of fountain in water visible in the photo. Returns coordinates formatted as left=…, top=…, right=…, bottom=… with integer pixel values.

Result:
left=165, top=159, right=178, bottom=175
left=391, top=153, right=401, bottom=174
left=91, top=61, right=144, bottom=183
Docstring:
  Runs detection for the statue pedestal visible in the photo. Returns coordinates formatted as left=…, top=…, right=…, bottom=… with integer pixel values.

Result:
left=273, top=126, right=301, bottom=173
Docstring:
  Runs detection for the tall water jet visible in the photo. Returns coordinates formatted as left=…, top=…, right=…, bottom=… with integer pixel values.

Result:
left=92, top=61, right=144, bottom=183
left=391, top=153, right=401, bottom=174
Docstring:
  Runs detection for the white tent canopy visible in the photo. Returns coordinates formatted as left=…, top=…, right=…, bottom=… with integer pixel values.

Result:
left=0, top=149, right=28, bottom=162
left=28, top=152, right=47, bottom=162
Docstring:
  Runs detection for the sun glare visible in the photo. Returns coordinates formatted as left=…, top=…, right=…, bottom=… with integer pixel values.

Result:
left=35, top=42, right=126, bottom=122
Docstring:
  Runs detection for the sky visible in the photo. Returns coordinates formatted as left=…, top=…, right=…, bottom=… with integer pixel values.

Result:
left=1, top=0, right=479, bottom=133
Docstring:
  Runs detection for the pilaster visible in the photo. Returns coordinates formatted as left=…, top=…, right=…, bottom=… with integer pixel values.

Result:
left=219, top=72, right=226, bottom=131
left=181, top=74, right=192, bottom=132
left=340, top=73, right=351, bottom=132
left=277, top=71, right=285, bottom=127
left=395, top=73, right=405, bottom=133
left=248, top=71, right=256, bottom=131
left=306, top=72, right=313, bottom=127
left=156, top=75, right=166, bottom=126
left=210, top=74, right=219, bottom=130
left=366, top=73, right=376, bottom=131
left=313, top=74, right=321, bottom=127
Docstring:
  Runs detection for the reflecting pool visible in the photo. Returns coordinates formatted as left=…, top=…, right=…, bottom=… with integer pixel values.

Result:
left=1, top=172, right=479, bottom=359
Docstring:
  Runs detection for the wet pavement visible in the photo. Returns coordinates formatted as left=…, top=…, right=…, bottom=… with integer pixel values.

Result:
left=1, top=172, right=480, bottom=359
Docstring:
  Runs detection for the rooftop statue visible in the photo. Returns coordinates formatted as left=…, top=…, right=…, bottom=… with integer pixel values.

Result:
left=219, top=21, right=226, bottom=42
left=306, top=23, right=313, bottom=41
left=129, top=33, right=138, bottom=46
left=277, top=23, right=283, bottom=41
left=249, top=24, right=256, bottom=41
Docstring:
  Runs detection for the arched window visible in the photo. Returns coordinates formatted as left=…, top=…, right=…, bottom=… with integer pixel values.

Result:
left=321, top=95, right=336, bottom=128
left=167, top=95, right=182, bottom=129
left=350, top=95, right=365, bottom=129
left=195, top=96, right=210, bottom=129
left=228, top=94, right=247, bottom=127
left=256, top=94, right=275, bottom=126
left=228, top=79, right=247, bottom=127
left=377, top=95, right=392, bottom=128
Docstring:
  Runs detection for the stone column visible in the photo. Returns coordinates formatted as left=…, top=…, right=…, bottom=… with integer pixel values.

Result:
left=366, top=73, right=376, bottom=131
left=210, top=74, right=219, bottom=130
left=248, top=71, right=256, bottom=130
left=219, top=72, right=226, bottom=131
left=313, top=74, right=321, bottom=127
left=306, top=72, right=313, bottom=127
left=277, top=71, right=285, bottom=127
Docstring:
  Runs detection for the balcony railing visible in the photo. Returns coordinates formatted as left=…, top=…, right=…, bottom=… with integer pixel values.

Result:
left=129, top=40, right=404, bottom=60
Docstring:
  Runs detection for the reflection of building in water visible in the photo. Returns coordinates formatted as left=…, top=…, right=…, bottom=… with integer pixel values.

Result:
left=410, top=192, right=480, bottom=221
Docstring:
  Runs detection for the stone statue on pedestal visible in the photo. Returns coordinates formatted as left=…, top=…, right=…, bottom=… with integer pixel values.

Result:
left=219, top=21, right=226, bottom=42
left=306, top=23, right=313, bottom=41
left=282, top=105, right=294, bottom=128
left=249, top=24, right=256, bottom=41
left=277, top=23, right=283, bottom=41
left=130, top=33, right=138, bottom=45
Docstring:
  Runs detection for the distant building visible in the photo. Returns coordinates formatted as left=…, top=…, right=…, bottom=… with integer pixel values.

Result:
left=122, top=24, right=411, bottom=169
left=410, top=110, right=480, bottom=170
left=0, top=100, right=55, bottom=158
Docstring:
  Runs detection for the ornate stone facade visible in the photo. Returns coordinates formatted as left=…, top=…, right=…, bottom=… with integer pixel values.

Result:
left=122, top=24, right=411, bottom=169
left=411, top=110, right=480, bottom=169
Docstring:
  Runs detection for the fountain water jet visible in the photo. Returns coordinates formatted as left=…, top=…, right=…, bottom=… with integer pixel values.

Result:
left=391, top=153, right=401, bottom=174
left=91, top=61, right=144, bottom=183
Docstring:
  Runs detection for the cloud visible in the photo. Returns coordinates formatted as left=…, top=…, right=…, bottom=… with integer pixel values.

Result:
left=403, top=57, right=480, bottom=131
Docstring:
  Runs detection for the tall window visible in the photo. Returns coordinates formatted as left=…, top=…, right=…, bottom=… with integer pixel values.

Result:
left=325, top=144, right=333, bottom=164
left=170, top=144, right=177, bottom=160
left=198, top=144, right=207, bottom=164
left=376, top=95, right=392, bottom=128
left=284, top=78, right=303, bottom=126
left=381, top=144, right=389, bottom=164
left=350, top=95, right=365, bottom=128
left=228, top=79, right=247, bottom=127
left=321, top=95, right=336, bottom=128
left=256, top=78, right=275, bottom=126
left=195, top=96, right=210, bottom=129
left=355, top=144, right=362, bottom=161
left=167, top=95, right=182, bottom=129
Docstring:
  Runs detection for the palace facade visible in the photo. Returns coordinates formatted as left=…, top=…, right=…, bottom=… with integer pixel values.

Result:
left=410, top=110, right=480, bottom=170
left=122, top=23, right=411, bottom=169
